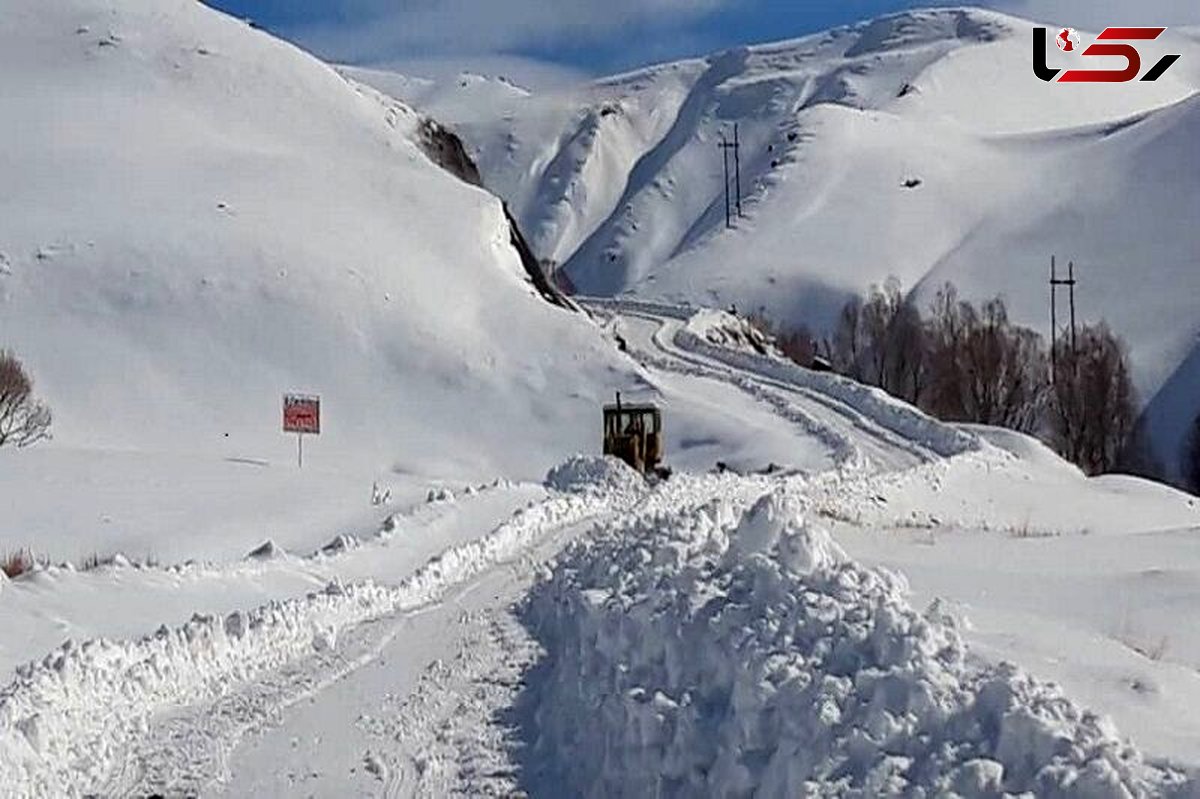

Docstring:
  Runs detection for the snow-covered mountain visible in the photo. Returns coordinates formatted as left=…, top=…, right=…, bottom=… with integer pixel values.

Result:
left=0, top=0, right=643, bottom=480
left=358, top=7, right=1200, bottom=479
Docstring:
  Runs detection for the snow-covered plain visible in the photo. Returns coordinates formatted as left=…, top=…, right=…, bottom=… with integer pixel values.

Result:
left=360, top=7, right=1200, bottom=480
left=4, top=1, right=1200, bottom=795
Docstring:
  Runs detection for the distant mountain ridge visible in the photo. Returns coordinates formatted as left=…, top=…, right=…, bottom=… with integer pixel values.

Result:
left=355, top=7, right=1200, bottom=479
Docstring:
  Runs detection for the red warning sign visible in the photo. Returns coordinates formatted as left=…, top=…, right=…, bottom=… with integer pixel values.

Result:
left=283, top=394, right=320, bottom=435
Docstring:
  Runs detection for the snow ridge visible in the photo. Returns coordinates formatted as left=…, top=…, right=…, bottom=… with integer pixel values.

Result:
left=674, top=325, right=979, bottom=459
left=522, top=488, right=1191, bottom=797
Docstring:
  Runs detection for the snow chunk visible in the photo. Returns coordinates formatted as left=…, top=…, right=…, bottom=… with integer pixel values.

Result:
left=426, top=487, right=456, bottom=504
left=730, top=489, right=846, bottom=575
left=544, top=455, right=643, bottom=497
left=245, top=539, right=285, bottom=561
left=684, top=309, right=771, bottom=356
left=320, top=534, right=360, bottom=556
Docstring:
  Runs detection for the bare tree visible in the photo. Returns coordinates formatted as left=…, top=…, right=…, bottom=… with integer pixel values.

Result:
left=922, top=289, right=1047, bottom=432
left=923, top=283, right=976, bottom=420
left=743, top=310, right=818, bottom=368
left=1186, top=411, right=1200, bottom=493
left=832, top=295, right=866, bottom=379
left=776, top=323, right=816, bottom=368
left=0, top=350, right=52, bottom=449
left=960, top=300, right=1048, bottom=432
left=833, top=278, right=926, bottom=404
left=1049, top=323, right=1137, bottom=475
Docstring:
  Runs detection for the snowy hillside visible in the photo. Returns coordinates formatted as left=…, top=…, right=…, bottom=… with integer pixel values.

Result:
left=5, top=3, right=1200, bottom=795
left=0, top=0, right=641, bottom=480
left=3, top=299, right=1200, bottom=795
left=358, top=7, right=1200, bottom=477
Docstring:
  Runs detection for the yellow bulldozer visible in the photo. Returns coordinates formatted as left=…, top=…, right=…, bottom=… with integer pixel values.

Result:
left=603, top=393, right=668, bottom=478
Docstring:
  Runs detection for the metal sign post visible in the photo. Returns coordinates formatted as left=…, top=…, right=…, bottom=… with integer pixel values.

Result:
left=283, top=394, right=321, bottom=468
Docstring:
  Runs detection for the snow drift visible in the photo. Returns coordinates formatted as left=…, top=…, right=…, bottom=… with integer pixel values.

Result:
left=522, top=487, right=1192, bottom=797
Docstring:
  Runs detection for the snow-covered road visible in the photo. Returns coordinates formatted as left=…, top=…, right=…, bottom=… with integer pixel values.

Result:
left=587, top=299, right=965, bottom=473
left=3, top=301, right=1200, bottom=796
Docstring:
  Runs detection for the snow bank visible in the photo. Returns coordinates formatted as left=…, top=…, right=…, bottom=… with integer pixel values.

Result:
left=523, top=489, right=1189, bottom=797
left=581, top=296, right=696, bottom=321
left=0, top=458, right=644, bottom=796
left=0, top=581, right=397, bottom=795
left=545, top=455, right=644, bottom=496
left=676, top=325, right=979, bottom=459
left=683, top=309, right=773, bottom=357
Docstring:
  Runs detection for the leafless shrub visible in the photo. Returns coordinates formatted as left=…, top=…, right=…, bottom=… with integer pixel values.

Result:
left=828, top=281, right=1149, bottom=477
left=776, top=324, right=816, bottom=368
left=924, top=287, right=1048, bottom=433
left=745, top=310, right=774, bottom=339
left=1049, top=323, right=1137, bottom=476
left=0, top=350, right=52, bottom=449
left=832, top=278, right=926, bottom=404
left=744, top=311, right=817, bottom=368
left=2, top=549, right=44, bottom=579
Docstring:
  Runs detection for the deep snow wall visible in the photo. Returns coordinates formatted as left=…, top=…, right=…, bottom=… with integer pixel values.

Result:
left=521, top=487, right=1190, bottom=797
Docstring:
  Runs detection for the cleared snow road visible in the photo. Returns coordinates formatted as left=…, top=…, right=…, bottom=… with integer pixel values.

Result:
left=585, top=298, right=956, bottom=472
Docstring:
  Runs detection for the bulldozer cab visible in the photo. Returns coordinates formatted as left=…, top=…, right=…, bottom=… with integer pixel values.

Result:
left=603, top=395, right=664, bottom=476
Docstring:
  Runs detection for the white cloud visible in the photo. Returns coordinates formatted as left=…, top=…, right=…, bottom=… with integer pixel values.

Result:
left=289, top=0, right=732, bottom=64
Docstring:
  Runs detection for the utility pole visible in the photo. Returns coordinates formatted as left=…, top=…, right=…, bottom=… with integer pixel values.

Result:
left=1068, top=260, right=1077, bottom=355
left=733, top=123, right=743, bottom=218
left=1050, top=255, right=1057, bottom=382
left=719, top=132, right=731, bottom=229
left=1049, top=255, right=1079, bottom=383
left=719, top=128, right=742, bottom=229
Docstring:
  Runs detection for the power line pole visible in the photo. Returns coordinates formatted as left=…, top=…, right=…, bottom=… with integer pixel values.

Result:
left=719, top=132, right=730, bottom=229
left=733, top=123, right=743, bottom=218
left=1050, top=255, right=1057, bottom=382
left=1049, top=255, right=1079, bottom=383
left=719, top=129, right=741, bottom=229
left=1068, top=259, right=1077, bottom=355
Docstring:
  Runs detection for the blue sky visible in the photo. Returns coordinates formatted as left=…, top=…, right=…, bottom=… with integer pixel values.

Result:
left=204, top=0, right=1200, bottom=86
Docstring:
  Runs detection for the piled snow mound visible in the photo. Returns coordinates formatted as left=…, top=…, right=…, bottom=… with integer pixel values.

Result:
left=545, top=455, right=644, bottom=497
left=683, top=310, right=772, bottom=357
left=730, top=491, right=846, bottom=575
left=523, top=489, right=1189, bottom=797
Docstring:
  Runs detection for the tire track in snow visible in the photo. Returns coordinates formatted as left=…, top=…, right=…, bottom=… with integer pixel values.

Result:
left=371, top=471, right=780, bottom=798
left=0, top=476, right=643, bottom=798
left=591, top=300, right=941, bottom=473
